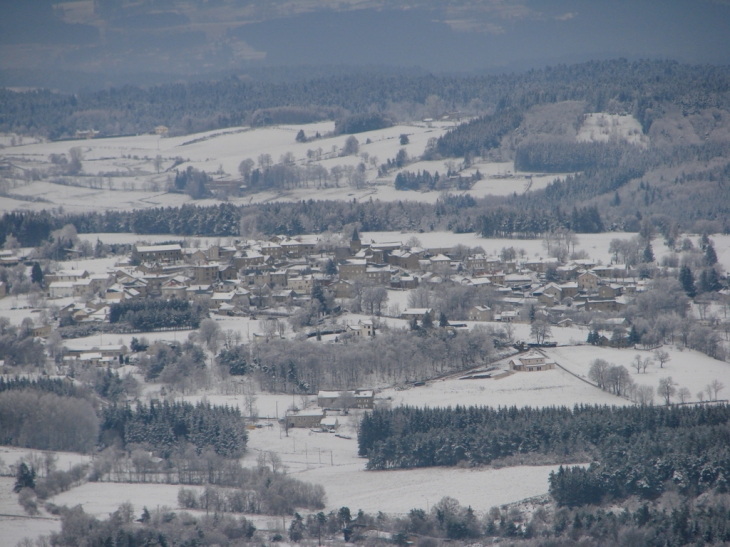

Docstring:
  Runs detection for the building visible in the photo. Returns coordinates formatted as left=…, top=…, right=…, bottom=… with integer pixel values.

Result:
left=133, top=244, right=182, bottom=263
left=286, top=409, right=325, bottom=428
left=317, top=389, right=375, bottom=409
left=508, top=351, right=556, bottom=372
left=400, top=308, right=435, bottom=321
left=347, top=319, right=375, bottom=337
left=467, top=305, right=493, bottom=321
left=339, top=259, right=367, bottom=280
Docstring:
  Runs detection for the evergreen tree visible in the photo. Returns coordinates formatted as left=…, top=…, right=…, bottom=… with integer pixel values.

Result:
left=13, top=463, right=36, bottom=492
left=643, top=244, right=654, bottom=263
left=421, top=313, right=433, bottom=329
left=295, top=130, right=306, bottom=143
left=679, top=265, right=697, bottom=298
left=704, top=242, right=718, bottom=266
left=698, top=268, right=722, bottom=293
left=438, top=312, right=449, bottom=327
left=31, top=263, right=43, bottom=287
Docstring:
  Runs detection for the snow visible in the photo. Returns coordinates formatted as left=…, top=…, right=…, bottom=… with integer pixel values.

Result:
left=577, top=113, right=649, bottom=146
left=50, top=482, right=182, bottom=519
left=379, top=363, right=631, bottom=410
left=0, top=447, right=92, bottom=473
left=0, top=119, right=569, bottom=214
left=546, top=345, right=730, bottom=404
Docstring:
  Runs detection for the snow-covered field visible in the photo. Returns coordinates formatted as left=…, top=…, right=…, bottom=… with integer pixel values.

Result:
left=380, top=363, right=631, bottom=410
left=0, top=119, right=569, bottom=214
left=547, top=345, right=730, bottom=404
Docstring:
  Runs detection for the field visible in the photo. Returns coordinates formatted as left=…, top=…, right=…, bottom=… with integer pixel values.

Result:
left=0, top=120, right=562, bottom=214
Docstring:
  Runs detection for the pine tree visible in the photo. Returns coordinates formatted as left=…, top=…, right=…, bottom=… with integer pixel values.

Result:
left=704, top=243, right=718, bottom=266
left=679, top=265, right=696, bottom=298
left=421, top=312, right=433, bottom=329
left=699, top=268, right=722, bottom=293
left=643, top=244, right=654, bottom=263
left=438, top=312, right=449, bottom=327
left=14, top=463, right=36, bottom=493
left=31, top=263, right=43, bottom=287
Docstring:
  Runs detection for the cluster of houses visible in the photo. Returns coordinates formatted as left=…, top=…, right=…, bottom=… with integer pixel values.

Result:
left=285, top=389, right=375, bottom=430
left=33, top=229, right=646, bottom=333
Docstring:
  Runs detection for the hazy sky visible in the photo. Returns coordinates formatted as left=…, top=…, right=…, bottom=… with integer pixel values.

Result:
left=1, top=0, right=729, bottom=90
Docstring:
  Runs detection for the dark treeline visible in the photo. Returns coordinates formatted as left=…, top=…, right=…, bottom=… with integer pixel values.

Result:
left=434, top=108, right=524, bottom=158
left=0, top=195, right=603, bottom=250
left=0, top=376, right=79, bottom=398
left=360, top=404, right=730, bottom=504
left=109, top=298, right=206, bottom=331
left=478, top=205, right=604, bottom=237
left=514, top=140, right=629, bottom=173
left=2, top=59, right=729, bottom=139
left=395, top=170, right=442, bottom=191
left=100, top=400, right=248, bottom=458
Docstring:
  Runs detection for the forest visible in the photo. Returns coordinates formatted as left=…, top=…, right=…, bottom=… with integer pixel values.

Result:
left=2, top=60, right=729, bottom=140
left=99, top=400, right=248, bottom=458
left=359, top=404, right=730, bottom=504
left=109, top=298, right=206, bottom=331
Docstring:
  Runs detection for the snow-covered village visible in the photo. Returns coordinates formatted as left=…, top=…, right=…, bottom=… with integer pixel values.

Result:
left=3, top=7, right=730, bottom=544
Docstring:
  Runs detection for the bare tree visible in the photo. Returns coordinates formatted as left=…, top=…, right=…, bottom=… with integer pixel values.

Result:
left=653, top=349, right=670, bottom=368
left=238, top=158, right=254, bottom=180
left=631, top=354, right=643, bottom=374
left=658, top=377, right=677, bottom=405
left=708, top=379, right=725, bottom=401
left=362, top=286, right=388, bottom=315
left=530, top=319, right=552, bottom=345
left=641, top=357, right=653, bottom=373
left=634, top=385, right=654, bottom=405
left=677, top=387, right=691, bottom=403
left=588, top=359, right=611, bottom=390
left=197, top=318, right=222, bottom=353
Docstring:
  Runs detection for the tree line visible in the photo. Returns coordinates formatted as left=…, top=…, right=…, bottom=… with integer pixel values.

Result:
left=109, top=298, right=206, bottom=331
left=359, top=404, right=730, bottom=504
left=5, top=59, right=729, bottom=139
left=99, top=400, right=248, bottom=458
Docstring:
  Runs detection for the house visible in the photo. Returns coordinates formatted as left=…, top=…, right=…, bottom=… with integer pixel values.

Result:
left=47, top=269, right=89, bottom=283
left=49, top=281, right=75, bottom=298
left=347, top=320, right=375, bottom=337
left=542, top=283, right=563, bottom=301
left=286, top=409, right=325, bottom=429
left=133, top=244, right=182, bottom=263
left=400, top=308, right=435, bottom=321
left=467, top=305, right=493, bottom=321
left=585, top=299, right=623, bottom=312
left=330, top=279, right=353, bottom=298
left=317, top=389, right=375, bottom=409
left=320, top=416, right=339, bottom=431
left=496, top=310, right=519, bottom=322
left=192, top=264, right=219, bottom=284
left=31, top=324, right=53, bottom=338
left=391, top=273, right=419, bottom=290
left=365, top=265, right=396, bottom=285
left=577, top=271, right=600, bottom=291
left=339, top=259, right=367, bottom=280
left=598, top=284, right=624, bottom=299
left=508, top=351, right=556, bottom=372
left=388, top=250, right=421, bottom=270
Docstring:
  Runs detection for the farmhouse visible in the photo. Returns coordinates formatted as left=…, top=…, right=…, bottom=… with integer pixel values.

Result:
left=400, top=308, right=435, bottom=321
left=286, top=408, right=325, bottom=429
left=508, top=351, right=556, bottom=372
